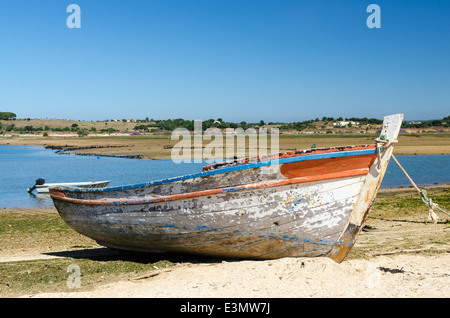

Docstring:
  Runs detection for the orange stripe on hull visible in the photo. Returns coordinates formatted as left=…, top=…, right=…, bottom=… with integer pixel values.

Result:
left=280, top=154, right=377, bottom=179
left=50, top=168, right=370, bottom=206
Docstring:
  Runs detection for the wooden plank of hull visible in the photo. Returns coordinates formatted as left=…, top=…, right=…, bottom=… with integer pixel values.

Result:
left=280, top=154, right=376, bottom=179
left=53, top=175, right=365, bottom=259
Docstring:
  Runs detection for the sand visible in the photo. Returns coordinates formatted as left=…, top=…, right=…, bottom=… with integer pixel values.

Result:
left=8, top=204, right=448, bottom=298
left=21, top=254, right=449, bottom=298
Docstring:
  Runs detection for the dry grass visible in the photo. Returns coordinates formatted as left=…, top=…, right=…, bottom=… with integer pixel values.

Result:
left=0, top=118, right=138, bottom=131
left=2, top=119, right=450, bottom=158
left=348, top=185, right=450, bottom=260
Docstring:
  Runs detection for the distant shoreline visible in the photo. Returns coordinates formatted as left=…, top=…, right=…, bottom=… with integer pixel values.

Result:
left=1, top=133, right=450, bottom=158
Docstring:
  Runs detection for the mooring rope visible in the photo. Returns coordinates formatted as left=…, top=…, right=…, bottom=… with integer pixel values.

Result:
left=391, top=154, right=450, bottom=223
left=375, top=136, right=449, bottom=223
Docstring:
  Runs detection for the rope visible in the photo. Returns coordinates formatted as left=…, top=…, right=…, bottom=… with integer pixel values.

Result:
left=375, top=136, right=397, bottom=169
left=375, top=136, right=448, bottom=223
left=391, top=154, right=450, bottom=223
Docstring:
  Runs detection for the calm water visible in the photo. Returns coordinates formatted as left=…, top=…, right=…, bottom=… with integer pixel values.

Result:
left=1, top=145, right=449, bottom=208
left=0, top=145, right=204, bottom=208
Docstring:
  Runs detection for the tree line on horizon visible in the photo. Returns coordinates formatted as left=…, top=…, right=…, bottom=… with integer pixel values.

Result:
left=0, top=112, right=16, bottom=120
left=134, top=117, right=385, bottom=132
left=1, top=112, right=449, bottom=132
left=133, top=115, right=450, bottom=132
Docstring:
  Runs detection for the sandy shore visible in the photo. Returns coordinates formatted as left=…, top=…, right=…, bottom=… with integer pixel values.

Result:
left=2, top=194, right=447, bottom=298
left=20, top=254, right=448, bottom=298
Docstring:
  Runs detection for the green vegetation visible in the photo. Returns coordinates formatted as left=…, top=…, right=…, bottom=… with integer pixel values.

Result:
left=0, top=253, right=175, bottom=296
left=0, top=213, right=67, bottom=235
left=372, top=187, right=450, bottom=220
left=402, top=115, right=450, bottom=129
left=135, top=118, right=244, bottom=132
left=0, top=112, right=16, bottom=120
left=279, top=116, right=384, bottom=131
left=1, top=115, right=449, bottom=135
left=0, top=210, right=180, bottom=296
left=76, top=129, right=89, bottom=137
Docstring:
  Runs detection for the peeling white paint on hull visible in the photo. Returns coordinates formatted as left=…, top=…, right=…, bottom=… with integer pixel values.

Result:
left=54, top=176, right=365, bottom=259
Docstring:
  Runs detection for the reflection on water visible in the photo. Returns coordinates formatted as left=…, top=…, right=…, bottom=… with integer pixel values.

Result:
left=27, top=191, right=51, bottom=202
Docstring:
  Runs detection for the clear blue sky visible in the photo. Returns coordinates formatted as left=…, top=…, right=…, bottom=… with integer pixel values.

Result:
left=1, top=1, right=449, bottom=122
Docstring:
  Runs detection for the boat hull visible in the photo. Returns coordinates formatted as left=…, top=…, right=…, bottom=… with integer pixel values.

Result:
left=53, top=175, right=366, bottom=259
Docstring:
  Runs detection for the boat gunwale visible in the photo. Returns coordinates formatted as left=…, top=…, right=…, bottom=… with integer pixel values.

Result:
left=39, top=181, right=110, bottom=188
left=53, top=145, right=377, bottom=193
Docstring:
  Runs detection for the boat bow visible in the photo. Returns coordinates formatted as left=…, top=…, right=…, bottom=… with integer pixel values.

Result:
left=327, top=113, right=403, bottom=262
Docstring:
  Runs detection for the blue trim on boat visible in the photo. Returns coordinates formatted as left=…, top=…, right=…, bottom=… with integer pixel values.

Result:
left=59, top=148, right=377, bottom=193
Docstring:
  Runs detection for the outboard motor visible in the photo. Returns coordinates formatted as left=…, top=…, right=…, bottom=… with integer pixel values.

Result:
left=27, top=178, right=46, bottom=193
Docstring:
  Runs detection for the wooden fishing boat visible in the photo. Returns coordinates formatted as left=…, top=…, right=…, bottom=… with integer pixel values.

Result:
left=50, top=114, right=403, bottom=263
left=30, top=180, right=110, bottom=194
